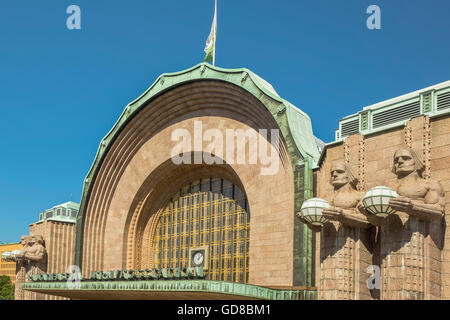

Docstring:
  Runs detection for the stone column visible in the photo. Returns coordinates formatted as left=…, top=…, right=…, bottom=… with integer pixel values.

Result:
left=320, top=222, right=373, bottom=299
left=14, top=261, right=27, bottom=300
left=380, top=212, right=441, bottom=299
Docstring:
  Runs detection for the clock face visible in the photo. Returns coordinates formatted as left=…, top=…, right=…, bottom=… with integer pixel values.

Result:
left=192, top=251, right=204, bottom=266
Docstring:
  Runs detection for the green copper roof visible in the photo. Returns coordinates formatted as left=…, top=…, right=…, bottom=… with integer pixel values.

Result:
left=22, top=280, right=317, bottom=300
left=285, top=101, right=321, bottom=164
left=38, top=201, right=79, bottom=224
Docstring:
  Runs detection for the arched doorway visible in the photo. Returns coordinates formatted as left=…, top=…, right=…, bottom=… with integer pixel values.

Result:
left=153, top=178, right=250, bottom=283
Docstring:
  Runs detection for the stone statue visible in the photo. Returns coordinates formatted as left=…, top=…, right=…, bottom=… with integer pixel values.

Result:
left=12, top=235, right=47, bottom=300
left=389, top=148, right=445, bottom=221
left=321, top=162, right=377, bottom=228
left=24, top=235, right=47, bottom=275
left=14, top=235, right=46, bottom=265
left=378, top=147, right=445, bottom=300
left=297, top=162, right=381, bottom=230
left=313, top=162, right=377, bottom=299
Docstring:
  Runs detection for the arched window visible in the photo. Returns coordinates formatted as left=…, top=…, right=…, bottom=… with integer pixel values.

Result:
left=153, top=178, right=250, bottom=283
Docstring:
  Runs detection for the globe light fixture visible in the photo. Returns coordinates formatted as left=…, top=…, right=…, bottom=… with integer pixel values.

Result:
left=300, top=198, right=330, bottom=227
left=11, top=250, right=21, bottom=258
left=1, top=250, right=22, bottom=262
left=1, top=251, right=12, bottom=262
left=362, top=186, right=399, bottom=218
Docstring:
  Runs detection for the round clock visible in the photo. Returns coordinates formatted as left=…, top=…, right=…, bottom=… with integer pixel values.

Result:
left=192, top=251, right=204, bottom=266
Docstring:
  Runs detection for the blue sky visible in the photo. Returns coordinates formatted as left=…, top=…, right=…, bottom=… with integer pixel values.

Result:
left=0, top=0, right=449, bottom=242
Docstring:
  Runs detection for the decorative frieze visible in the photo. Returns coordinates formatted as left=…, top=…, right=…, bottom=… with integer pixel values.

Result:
left=28, top=266, right=205, bottom=282
left=423, top=116, right=431, bottom=180
left=358, top=135, right=365, bottom=192
left=404, top=122, right=412, bottom=148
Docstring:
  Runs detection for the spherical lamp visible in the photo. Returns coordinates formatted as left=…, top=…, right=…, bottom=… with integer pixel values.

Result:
left=362, top=186, right=398, bottom=218
left=11, top=250, right=21, bottom=259
left=1, top=251, right=11, bottom=262
left=300, top=197, right=330, bottom=227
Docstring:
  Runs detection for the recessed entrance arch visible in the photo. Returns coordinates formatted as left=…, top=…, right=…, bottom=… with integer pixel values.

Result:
left=123, top=155, right=251, bottom=276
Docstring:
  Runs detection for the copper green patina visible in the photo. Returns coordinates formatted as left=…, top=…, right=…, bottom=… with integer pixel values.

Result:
left=22, top=280, right=317, bottom=300
left=74, top=63, right=320, bottom=292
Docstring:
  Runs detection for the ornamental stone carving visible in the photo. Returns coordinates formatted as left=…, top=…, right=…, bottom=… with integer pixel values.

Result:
left=13, top=235, right=47, bottom=267
left=389, top=147, right=445, bottom=221
left=322, top=162, right=379, bottom=228
left=297, top=161, right=383, bottom=230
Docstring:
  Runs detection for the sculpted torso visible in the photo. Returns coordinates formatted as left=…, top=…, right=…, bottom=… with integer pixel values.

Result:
left=14, top=235, right=46, bottom=264
left=24, top=242, right=46, bottom=262
left=390, top=148, right=444, bottom=220
left=297, top=162, right=369, bottom=231
left=332, top=188, right=362, bottom=210
left=396, top=179, right=428, bottom=200
left=322, top=162, right=374, bottom=228
left=396, top=177, right=444, bottom=204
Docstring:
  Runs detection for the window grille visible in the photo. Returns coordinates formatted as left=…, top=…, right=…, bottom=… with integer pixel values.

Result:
left=153, top=178, right=250, bottom=283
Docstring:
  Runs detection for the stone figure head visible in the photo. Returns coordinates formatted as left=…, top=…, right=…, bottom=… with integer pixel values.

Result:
left=330, top=162, right=358, bottom=189
left=20, top=236, right=29, bottom=246
left=392, top=147, right=425, bottom=178
left=31, top=235, right=45, bottom=247
left=27, top=236, right=36, bottom=247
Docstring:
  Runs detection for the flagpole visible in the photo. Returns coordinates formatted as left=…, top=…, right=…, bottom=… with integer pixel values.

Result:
left=213, top=0, right=217, bottom=66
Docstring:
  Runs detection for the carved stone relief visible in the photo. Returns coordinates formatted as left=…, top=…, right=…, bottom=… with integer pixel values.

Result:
left=298, top=141, right=446, bottom=300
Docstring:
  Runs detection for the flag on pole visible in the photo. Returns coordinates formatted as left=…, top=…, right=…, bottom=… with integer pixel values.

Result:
left=204, top=0, right=217, bottom=65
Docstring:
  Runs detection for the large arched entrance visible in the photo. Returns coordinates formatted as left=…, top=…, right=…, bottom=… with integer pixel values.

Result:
left=75, top=64, right=320, bottom=288
left=123, top=158, right=251, bottom=278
